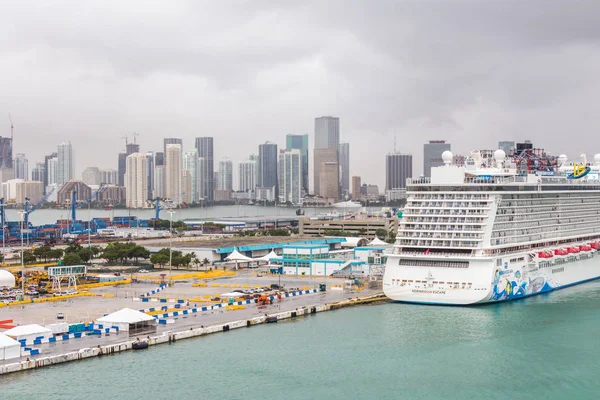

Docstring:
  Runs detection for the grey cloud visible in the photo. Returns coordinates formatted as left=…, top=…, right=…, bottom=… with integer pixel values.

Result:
left=1, top=0, right=600, bottom=187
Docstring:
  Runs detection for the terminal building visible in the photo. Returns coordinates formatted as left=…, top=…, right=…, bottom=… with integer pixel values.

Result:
left=298, top=216, right=398, bottom=239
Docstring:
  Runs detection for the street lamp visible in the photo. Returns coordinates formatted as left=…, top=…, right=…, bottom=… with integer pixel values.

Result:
left=19, top=211, right=25, bottom=295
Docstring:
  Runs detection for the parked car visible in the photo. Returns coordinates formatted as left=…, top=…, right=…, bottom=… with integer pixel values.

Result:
left=56, top=312, right=65, bottom=320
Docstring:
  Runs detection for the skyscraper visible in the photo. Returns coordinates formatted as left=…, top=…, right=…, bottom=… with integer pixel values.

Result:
left=352, top=176, right=361, bottom=200
left=43, top=152, right=57, bottom=192
left=32, top=162, right=45, bottom=182
left=218, top=159, right=233, bottom=191
left=239, top=157, right=257, bottom=193
left=286, top=134, right=309, bottom=193
left=47, top=157, right=58, bottom=186
left=163, top=138, right=182, bottom=155
left=154, top=152, right=164, bottom=166
left=320, top=161, right=339, bottom=201
left=146, top=152, right=154, bottom=200
left=82, top=167, right=101, bottom=186
left=279, top=149, right=303, bottom=205
left=57, top=142, right=73, bottom=185
left=423, top=140, right=451, bottom=177
left=183, top=150, right=200, bottom=202
left=100, top=169, right=118, bottom=185
left=125, top=153, right=148, bottom=208
left=181, top=170, right=192, bottom=204
left=386, top=153, right=413, bottom=190
left=0, top=136, right=13, bottom=169
left=14, top=153, right=28, bottom=180
left=153, top=165, right=165, bottom=199
left=195, top=137, right=214, bottom=202
left=314, top=116, right=340, bottom=195
left=338, top=142, right=350, bottom=197
left=118, top=142, right=139, bottom=187
left=258, top=142, right=278, bottom=197
left=498, top=141, right=515, bottom=155
left=314, top=116, right=340, bottom=149
left=165, top=144, right=182, bottom=202
left=313, top=148, right=338, bottom=197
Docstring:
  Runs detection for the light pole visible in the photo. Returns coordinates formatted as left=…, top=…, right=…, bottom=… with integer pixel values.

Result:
left=19, top=211, right=25, bottom=295
left=88, top=200, right=92, bottom=265
left=168, top=209, right=175, bottom=282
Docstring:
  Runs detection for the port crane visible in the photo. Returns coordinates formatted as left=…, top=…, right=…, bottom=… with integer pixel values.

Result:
left=24, top=187, right=56, bottom=227
left=153, top=192, right=185, bottom=220
left=69, top=186, right=108, bottom=231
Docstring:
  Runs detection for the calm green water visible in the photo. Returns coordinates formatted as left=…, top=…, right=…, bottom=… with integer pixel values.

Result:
left=3, top=281, right=600, bottom=400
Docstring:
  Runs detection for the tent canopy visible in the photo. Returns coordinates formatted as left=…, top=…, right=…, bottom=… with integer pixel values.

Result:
left=225, top=249, right=253, bottom=262
left=0, top=332, right=20, bottom=348
left=256, top=250, right=281, bottom=261
left=0, top=269, right=15, bottom=287
left=3, top=324, right=52, bottom=339
left=97, top=308, right=155, bottom=324
left=368, top=237, right=389, bottom=246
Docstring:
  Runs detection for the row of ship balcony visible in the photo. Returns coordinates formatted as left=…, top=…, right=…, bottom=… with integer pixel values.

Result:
left=399, top=233, right=483, bottom=240
left=493, top=211, right=600, bottom=228
left=499, top=199, right=600, bottom=208
left=397, top=239, right=480, bottom=248
left=406, top=202, right=490, bottom=208
left=403, top=217, right=487, bottom=224
left=410, top=194, right=492, bottom=201
left=490, top=225, right=600, bottom=246
left=491, top=219, right=600, bottom=240
left=492, top=217, right=600, bottom=235
left=404, top=209, right=489, bottom=217
left=494, top=208, right=600, bottom=223
left=401, top=226, right=484, bottom=233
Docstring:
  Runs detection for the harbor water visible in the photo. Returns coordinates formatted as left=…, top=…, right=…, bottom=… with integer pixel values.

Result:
left=3, top=205, right=368, bottom=226
left=2, top=280, right=600, bottom=399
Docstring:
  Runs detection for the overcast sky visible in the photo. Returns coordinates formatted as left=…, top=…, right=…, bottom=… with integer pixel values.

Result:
left=2, top=0, right=600, bottom=189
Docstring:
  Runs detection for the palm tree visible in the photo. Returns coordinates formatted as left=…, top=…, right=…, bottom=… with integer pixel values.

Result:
left=202, top=258, right=210, bottom=271
left=190, top=252, right=199, bottom=271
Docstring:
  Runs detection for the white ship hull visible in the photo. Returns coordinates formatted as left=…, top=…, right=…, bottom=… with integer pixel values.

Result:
left=383, top=252, right=600, bottom=305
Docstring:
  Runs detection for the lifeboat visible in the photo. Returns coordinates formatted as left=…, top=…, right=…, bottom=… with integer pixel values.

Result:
left=538, top=251, right=553, bottom=259
left=568, top=247, right=580, bottom=254
left=554, top=248, right=568, bottom=256
left=580, top=245, right=592, bottom=252
left=591, top=242, right=600, bottom=250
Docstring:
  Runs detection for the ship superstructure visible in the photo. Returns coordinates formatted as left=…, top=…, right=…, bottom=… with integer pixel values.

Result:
left=383, top=149, right=600, bottom=305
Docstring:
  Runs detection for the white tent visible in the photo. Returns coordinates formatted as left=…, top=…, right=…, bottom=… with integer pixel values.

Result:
left=0, top=333, right=21, bottom=361
left=368, top=237, right=389, bottom=246
left=3, top=324, right=53, bottom=342
left=256, top=250, right=281, bottom=262
left=96, top=308, right=156, bottom=332
left=225, top=249, right=253, bottom=261
left=0, top=269, right=15, bottom=287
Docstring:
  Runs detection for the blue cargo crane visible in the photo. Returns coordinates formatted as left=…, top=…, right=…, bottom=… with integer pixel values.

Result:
left=24, top=187, right=56, bottom=227
left=70, top=186, right=108, bottom=232
left=153, top=192, right=185, bottom=220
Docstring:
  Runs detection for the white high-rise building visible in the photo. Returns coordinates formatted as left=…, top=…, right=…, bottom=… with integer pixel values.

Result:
left=218, top=159, right=233, bottom=191
left=100, top=169, right=118, bottom=185
left=47, top=157, right=58, bottom=185
left=14, top=154, right=28, bottom=180
left=154, top=165, right=165, bottom=199
left=57, top=142, right=73, bottom=185
left=183, top=150, right=200, bottom=203
left=239, top=158, right=256, bottom=193
left=279, top=149, right=303, bottom=205
left=165, top=144, right=182, bottom=203
left=125, top=153, right=148, bottom=208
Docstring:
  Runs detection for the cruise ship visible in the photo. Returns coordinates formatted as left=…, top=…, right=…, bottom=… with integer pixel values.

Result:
left=383, top=148, right=600, bottom=305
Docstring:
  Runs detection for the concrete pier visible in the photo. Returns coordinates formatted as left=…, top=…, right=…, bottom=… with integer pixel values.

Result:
left=0, top=293, right=386, bottom=376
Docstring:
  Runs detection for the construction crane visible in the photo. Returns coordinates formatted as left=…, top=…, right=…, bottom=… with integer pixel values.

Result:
left=153, top=192, right=185, bottom=220
left=132, top=132, right=139, bottom=144
left=24, top=187, right=56, bottom=226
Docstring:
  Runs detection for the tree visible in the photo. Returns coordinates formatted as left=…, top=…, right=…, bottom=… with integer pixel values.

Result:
left=63, top=253, right=83, bottom=266
left=150, top=252, right=169, bottom=267
left=33, top=246, right=53, bottom=262
left=23, top=250, right=37, bottom=265
left=49, top=248, right=64, bottom=261
left=375, top=229, right=388, bottom=240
